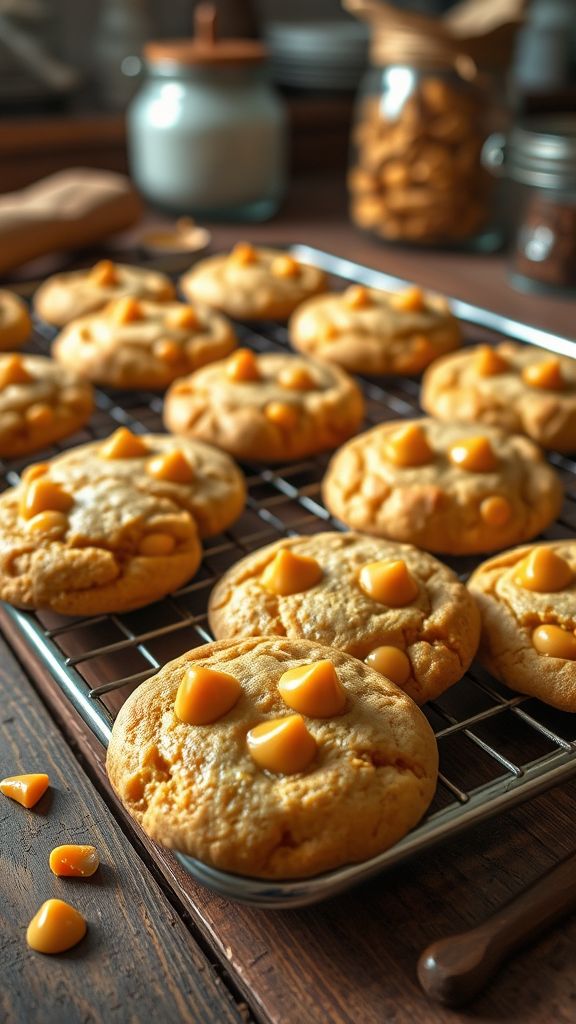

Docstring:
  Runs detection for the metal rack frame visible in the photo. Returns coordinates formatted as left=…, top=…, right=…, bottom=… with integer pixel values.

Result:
left=3, top=245, right=576, bottom=908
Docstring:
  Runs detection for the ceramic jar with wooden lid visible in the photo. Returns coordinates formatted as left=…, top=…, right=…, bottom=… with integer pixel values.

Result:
left=128, top=4, right=287, bottom=220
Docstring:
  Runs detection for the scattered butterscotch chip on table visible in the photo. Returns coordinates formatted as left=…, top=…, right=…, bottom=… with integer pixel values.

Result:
left=0, top=429, right=245, bottom=614
left=179, top=243, right=327, bottom=320
left=33, top=259, right=176, bottom=327
left=106, top=636, right=438, bottom=879
left=49, top=844, right=100, bottom=878
left=421, top=342, right=576, bottom=453
left=209, top=531, right=480, bottom=704
left=163, top=348, right=365, bottom=463
left=289, top=284, right=461, bottom=376
left=0, top=353, right=93, bottom=458
left=52, top=298, right=237, bottom=391
left=468, top=541, right=576, bottom=712
left=322, top=418, right=563, bottom=555
left=27, top=899, right=87, bottom=954
left=0, top=772, right=49, bottom=808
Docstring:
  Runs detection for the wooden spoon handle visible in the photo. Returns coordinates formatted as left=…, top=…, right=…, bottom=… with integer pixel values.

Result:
left=417, top=851, right=576, bottom=1007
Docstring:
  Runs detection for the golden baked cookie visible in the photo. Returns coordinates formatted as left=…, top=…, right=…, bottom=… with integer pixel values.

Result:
left=34, top=259, right=175, bottom=327
left=52, top=298, right=237, bottom=390
left=421, top=343, right=576, bottom=453
left=163, top=348, right=365, bottom=463
left=208, top=531, right=480, bottom=704
left=322, top=418, right=563, bottom=555
left=47, top=430, right=246, bottom=539
left=0, top=353, right=93, bottom=458
left=106, top=636, right=438, bottom=878
left=179, top=243, right=327, bottom=320
left=468, top=541, right=576, bottom=711
left=289, top=284, right=461, bottom=376
left=0, top=291, right=31, bottom=350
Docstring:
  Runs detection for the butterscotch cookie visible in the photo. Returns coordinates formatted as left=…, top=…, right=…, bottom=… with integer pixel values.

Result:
left=106, top=636, right=438, bottom=878
left=163, top=348, right=365, bottom=463
left=179, top=243, right=327, bottom=320
left=0, top=353, right=93, bottom=458
left=208, top=532, right=480, bottom=704
left=34, top=259, right=175, bottom=327
left=52, top=297, right=237, bottom=390
left=468, top=541, right=576, bottom=711
left=322, top=418, right=563, bottom=555
left=422, top=343, right=576, bottom=453
left=46, top=429, right=246, bottom=538
left=0, top=291, right=31, bottom=350
left=289, top=284, right=461, bottom=376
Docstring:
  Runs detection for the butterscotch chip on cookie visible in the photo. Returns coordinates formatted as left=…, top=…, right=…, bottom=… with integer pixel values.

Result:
left=179, top=244, right=327, bottom=320
left=208, top=531, right=480, bottom=704
left=0, top=353, right=93, bottom=458
left=34, top=260, right=175, bottom=326
left=322, top=418, right=563, bottom=555
left=289, top=285, right=461, bottom=376
left=52, top=298, right=237, bottom=390
left=468, top=541, right=576, bottom=711
left=163, top=349, right=365, bottom=463
left=106, top=636, right=438, bottom=878
left=0, top=291, right=31, bottom=350
left=422, top=343, right=576, bottom=453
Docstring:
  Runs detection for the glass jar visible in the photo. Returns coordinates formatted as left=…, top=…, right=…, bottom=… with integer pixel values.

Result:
left=127, top=7, right=287, bottom=221
left=484, top=118, right=576, bottom=295
left=348, top=61, right=503, bottom=250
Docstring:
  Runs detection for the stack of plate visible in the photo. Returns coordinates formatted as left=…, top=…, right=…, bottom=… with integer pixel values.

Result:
left=264, top=20, right=369, bottom=92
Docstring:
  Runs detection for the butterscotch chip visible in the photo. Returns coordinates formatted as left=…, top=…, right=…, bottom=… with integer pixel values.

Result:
left=289, top=286, right=460, bottom=376
left=322, top=418, right=563, bottom=555
left=106, top=636, right=438, bottom=878
left=53, top=300, right=236, bottom=390
left=421, top=343, right=576, bottom=453
left=0, top=433, right=246, bottom=614
left=163, top=351, right=364, bottom=463
left=179, top=246, right=327, bottom=321
left=208, top=532, right=480, bottom=704
left=0, top=354, right=93, bottom=458
left=34, top=262, right=175, bottom=326
left=0, top=291, right=31, bottom=350
left=468, top=541, right=576, bottom=711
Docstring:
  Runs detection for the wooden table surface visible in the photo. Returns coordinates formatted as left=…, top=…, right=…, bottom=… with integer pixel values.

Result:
left=2, top=180, right=576, bottom=1024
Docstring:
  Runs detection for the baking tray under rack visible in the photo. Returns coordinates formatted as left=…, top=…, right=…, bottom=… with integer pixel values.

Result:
left=2, top=245, right=576, bottom=908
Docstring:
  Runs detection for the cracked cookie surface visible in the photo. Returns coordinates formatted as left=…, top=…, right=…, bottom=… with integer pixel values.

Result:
left=0, top=353, right=93, bottom=457
left=106, top=636, right=438, bottom=878
left=163, top=349, right=365, bottom=462
left=209, top=531, right=480, bottom=703
left=322, top=418, right=563, bottom=555
left=0, top=431, right=246, bottom=614
left=53, top=298, right=237, bottom=390
left=468, top=541, right=576, bottom=710
left=0, top=291, right=31, bottom=349
left=34, top=260, right=175, bottom=326
left=289, top=285, right=460, bottom=376
left=179, top=245, right=327, bottom=320
left=422, top=343, right=576, bottom=453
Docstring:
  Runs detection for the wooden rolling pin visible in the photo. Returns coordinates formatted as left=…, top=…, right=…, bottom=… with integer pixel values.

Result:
left=417, top=850, right=576, bottom=1006
left=0, top=168, right=143, bottom=275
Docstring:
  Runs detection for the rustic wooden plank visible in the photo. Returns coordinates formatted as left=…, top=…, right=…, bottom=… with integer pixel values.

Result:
left=9, top=615, right=576, bottom=1024
left=0, top=634, right=252, bottom=1024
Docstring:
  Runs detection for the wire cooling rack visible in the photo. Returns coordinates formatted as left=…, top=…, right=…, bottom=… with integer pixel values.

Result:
left=2, top=246, right=576, bottom=908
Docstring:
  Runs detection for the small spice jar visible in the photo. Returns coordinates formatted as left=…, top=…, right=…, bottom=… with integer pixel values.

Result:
left=127, top=4, right=287, bottom=220
left=484, top=118, right=576, bottom=295
left=344, top=0, right=506, bottom=250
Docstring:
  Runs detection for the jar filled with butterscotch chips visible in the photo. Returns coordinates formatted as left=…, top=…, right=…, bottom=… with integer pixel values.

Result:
left=344, top=0, right=515, bottom=249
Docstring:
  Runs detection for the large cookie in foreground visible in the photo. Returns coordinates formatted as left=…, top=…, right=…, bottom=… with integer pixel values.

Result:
left=468, top=541, right=576, bottom=711
left=208, top=531, right=480, bottom=704
left=322, top=418, right=563, bottom=555
left=106, top=636, right=438, bottom=879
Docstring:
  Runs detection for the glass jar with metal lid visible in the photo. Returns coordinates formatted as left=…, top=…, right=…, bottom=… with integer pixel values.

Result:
left=127, top=3, right=287, bottom=220
left=484, top=117, right=576, bottom=295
